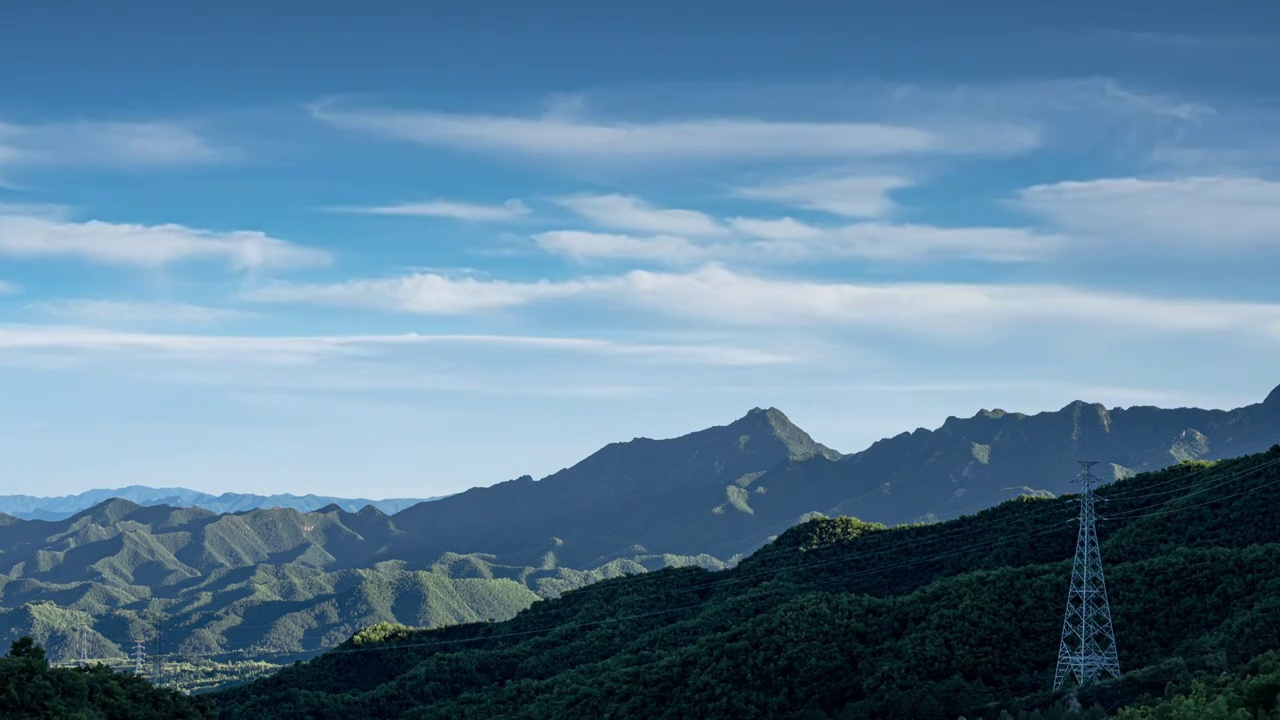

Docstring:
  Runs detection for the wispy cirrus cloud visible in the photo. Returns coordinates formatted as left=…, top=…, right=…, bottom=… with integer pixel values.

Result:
left=305, top=79, right=1230, bottom=172
left=325, top=198, right=530, bottom=221
left=722, top=217, right=822, bottom=242
left=1017, top=176, right=1280, bottom=252
left=24, top=300, right=253, bottom=326
left=0, top=325, right=794, bottom=367
left=553, top=194, right=727, bottom=237
left=244, top=271, right=589, bottom=314
left=730, top=220, right=1060, bottom=262
left=240, top=264, right=1280, bottom=342
left=733, top=173, right=911, bottom=218
left=532, top=222, right=1057, bottom=265
left=0, top=210, right=331, bottom=270
left=0, top=280, right=21, bottom=295
left=0, top=118, right=232, bottom=169
left=526, top=187, right=1059, bottom=265
left=534, top=230, right=707, bottom=264
left=308, top=97, right=1040, bottom=164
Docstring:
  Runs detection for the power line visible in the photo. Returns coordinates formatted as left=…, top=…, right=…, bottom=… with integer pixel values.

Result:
left=34, top=445, right=1280, bottom=680
left=210, top=448, right=1280, bottom=664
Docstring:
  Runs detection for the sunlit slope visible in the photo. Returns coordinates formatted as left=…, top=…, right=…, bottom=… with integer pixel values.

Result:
left=216, top=445, right=1280, bottom=719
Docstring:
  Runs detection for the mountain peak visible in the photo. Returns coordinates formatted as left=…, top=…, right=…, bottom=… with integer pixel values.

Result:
left=732, top=407, right=842, bottom=461
left=1264, top=383, right=1280, bottom=413
left=70, top=498, right=143, bottom=525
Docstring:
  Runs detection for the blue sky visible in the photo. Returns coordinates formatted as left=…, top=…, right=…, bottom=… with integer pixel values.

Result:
left=2, top=1, right=1279, bottom=498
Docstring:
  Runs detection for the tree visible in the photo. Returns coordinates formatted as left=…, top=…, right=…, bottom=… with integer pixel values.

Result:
left=7, top=637, right=45, bottom=662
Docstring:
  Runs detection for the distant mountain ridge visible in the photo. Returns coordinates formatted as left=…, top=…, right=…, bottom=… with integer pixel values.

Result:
left=387, top=385, right=1280, bottom=562
left=213, top=444, right=1280, bottom=719
left=0, top=383, right=1277, bottom=680
left=389, top=406, right=843, bottom=567
left=0, top=486, right=445, bottom=521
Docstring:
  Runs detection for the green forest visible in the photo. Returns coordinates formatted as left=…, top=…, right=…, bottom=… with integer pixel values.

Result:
left=213, top=445, right=1280, bottom=719
left=0, top=637, right=216, bottom=719
left=4, top=391, right=1275, bottom=695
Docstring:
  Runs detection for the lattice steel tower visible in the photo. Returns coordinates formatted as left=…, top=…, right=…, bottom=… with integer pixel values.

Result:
left=1053, top=461, right=1121, bottom=690
left=76, top=624, right=90, bottom=666
left=132, top=640, right=147, bottom=675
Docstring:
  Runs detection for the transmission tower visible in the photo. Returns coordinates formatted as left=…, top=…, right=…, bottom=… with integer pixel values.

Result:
left=132, top=640, right=147, bottom=676
left=1053, top=461, right=1121, bottom=690
left=152, top=614, right=166, bottom=685
left=77, top=624, right=90, bottom=666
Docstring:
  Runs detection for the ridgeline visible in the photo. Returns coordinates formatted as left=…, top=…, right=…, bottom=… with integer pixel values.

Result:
left=1, top=386, right=1276, bottom=694
left=216, top=445, right=1280, bottom=719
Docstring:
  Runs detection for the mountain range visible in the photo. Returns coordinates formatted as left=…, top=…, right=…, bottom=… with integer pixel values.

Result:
left=0, top=487, right=443, bottom=521
left=215, top=443, right=1280, bottom=719
left=392, top=383, right=1280, bottom=564
left=1, top=383, right=1277, bottom=680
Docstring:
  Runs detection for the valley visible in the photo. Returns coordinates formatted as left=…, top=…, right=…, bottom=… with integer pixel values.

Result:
left=1, top=385, right=1276, bottom=694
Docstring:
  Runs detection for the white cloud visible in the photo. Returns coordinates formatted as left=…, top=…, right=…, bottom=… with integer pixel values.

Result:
left=612, top=267, right=1280, bottom=340
left=0, top=211, right=331, bottom=270
left=734, top=174, right=910, bottom=218
left=724, top=217, right=823, bottom=242
left=25, top=300, right=252, bottom=325
left=0, top=280, right=21, bottom=295
left=553, top=194, right=727, bottom=237
left=326, top=198, right=530, bottom=221
left=304, top=78, right=1240, bottom=179
left=534, top=230, right=706, bottom=264
left=0, top=325, right=793, bottom=366
left=309, top=98, right=1039, bottom=163
left=535, top=218, right=1056, bottom=265
left=238, top=264, right=1280, bottom=341
left=0, top=118, right=230, bottom=168
left=1017, top=176, right=1280, bottom=251
left=736, top=221, right=1061, bottom=262
left=0, top=202, right=73, bottom=220
left=244, top=272, right=588, bottom=314
left=873, top=77, right=1214, bottom=131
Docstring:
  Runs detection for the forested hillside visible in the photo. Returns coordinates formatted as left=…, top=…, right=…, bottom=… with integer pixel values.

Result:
left=1, top=387, right=1276, bottom=690
left=0, top=500, right=723, bottom=672
left=0, top=636, right=216, bottom=719
left=216, top=445, right=1280, bottom=719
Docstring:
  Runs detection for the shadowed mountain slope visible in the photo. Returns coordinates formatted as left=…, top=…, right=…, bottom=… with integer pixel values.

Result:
left=390, top=406, right=841, bottom=566
left=215, top=445, right=1280, bottom=719
left=1, top=385, right=1277, bottom=681
left=390, top=385, right=1280, bottom=562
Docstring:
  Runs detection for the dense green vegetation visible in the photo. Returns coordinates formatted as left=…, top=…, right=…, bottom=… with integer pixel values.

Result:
left=0, top=500, right=720, bottom=690
left=2, top=389, right=1277, bottom=694
left=216, top=445, right=1280, bottom=719
left=0, top=637, right=215, bottom=719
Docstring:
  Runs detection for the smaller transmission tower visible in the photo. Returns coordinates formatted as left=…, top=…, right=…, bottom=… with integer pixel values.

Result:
left=77, top=624, right=90, bottom=666
left=132, top=640, right=147, bottom=676
left=1053, top=461, right=1121, bottom=690
left=153, top=614, right=166, bottom=685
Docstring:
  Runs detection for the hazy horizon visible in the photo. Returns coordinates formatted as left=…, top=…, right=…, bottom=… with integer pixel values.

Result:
left=3, top=2, right=1279, bottom=497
